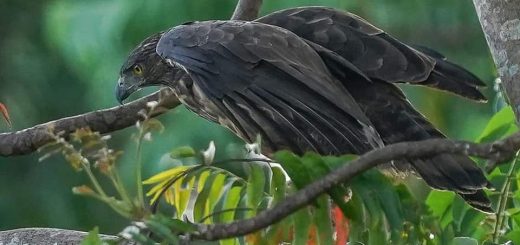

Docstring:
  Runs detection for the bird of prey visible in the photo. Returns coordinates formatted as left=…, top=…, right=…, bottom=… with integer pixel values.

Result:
left=115, top=7, right=491, bottom=212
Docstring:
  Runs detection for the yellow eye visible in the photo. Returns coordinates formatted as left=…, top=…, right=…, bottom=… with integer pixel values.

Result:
left=133, top=65, right=143, bottom=76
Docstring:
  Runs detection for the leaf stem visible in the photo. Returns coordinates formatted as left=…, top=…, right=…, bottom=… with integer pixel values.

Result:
left=81, top=160, right=107, bottom=197
left=136, top=128, right=145, bottom=208
left=88, top=194, right=132, bottom=218
left=110, top=168, right=132, bottom=204
left=493, top=150, right=519, bottom=243
left=80, top=160, right=132, bottom=218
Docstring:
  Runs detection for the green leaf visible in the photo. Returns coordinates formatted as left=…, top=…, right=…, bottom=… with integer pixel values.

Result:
left=511, top=208, right=520, bottom=229
left=355, top=183, right=382, bottom=228
left=170, top=146, right=196, bottom=159
left=81, top=227, right=102, bottom=245
left=221, top=186, right=244, bottom=222
left=263, top=218, right=291, bottom=245
left=477, top=106, right=518, bottom=142
left=452, top=195, right=470, bottom=233
left=367, top=227, right=387, bottom=245
left=145, top=219, right=180, bottom=244
left=246, top=163, right=267, bottom=216
left=270, top=166, right=286, bottom=204
left=459, top=210, right=485, bottom=236
left=364, top=171, right=404, bottom=232
left=452, top=237, right=478, bottom=245
left=426, top=190, right=455, bottom=219
left=262, top=166, right=289, bottom=244
left=292, top=207, right=312, bottom=245
left=506, top=230, right=520, bottom=245
left=149, top=214, right=196, bottom=233
left=274, top=151, right=313, bottom=189
left=312, top=195, right=335, bottom=245
left=301, top=153, right=352, bottom=213
left=321, top=154, right=358, bottom=169
left=276, top=152, right=354, bottom=221
left=194, top=172, right=219, bottom=223
left=207, top=173, right=228, bottom=218
left=342, top=187, right=366, bottom=227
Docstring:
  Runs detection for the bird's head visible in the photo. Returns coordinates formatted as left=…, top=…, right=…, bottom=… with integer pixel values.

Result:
left=116, top=32, right=182, bottom=104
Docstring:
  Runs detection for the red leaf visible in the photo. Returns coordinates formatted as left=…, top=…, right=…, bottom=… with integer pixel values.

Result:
left=333, top=206, right=349, bottom=245
left=0, top=103, right=12, bottom=128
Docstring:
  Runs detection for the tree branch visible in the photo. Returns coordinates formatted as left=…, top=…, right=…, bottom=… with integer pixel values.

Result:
left=0, top=228, right=134, bottom=245
left=0, top=89, right=179, bottom=156
left=0, top=0, right=264, bottom=157
left=472, top=0, right=520, bottom=120
left=231, top=0, right=263, bottom=21
left=192, top=132, right=520, bottom=240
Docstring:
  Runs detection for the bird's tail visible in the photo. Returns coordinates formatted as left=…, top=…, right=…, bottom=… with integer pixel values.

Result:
left=353, top=81, right=492, bottom=212
left=310, top=41, right=492, bottom=212
left=412, top=45, right=487, bottom=102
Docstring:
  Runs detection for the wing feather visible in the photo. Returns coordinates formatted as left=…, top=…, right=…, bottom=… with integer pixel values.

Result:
left=156, top=20, right=381, bottom=154
left=257, top=6, right=486, bottom=100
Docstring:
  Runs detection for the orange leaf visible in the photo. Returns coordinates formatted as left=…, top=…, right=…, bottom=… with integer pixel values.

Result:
left=245, top=232, right=261, bottom=244
left=332, top=206, right=349, bottom=245
left=0, top=103, right=12, bottom=128
left=307, top=225, right=317, bottom=245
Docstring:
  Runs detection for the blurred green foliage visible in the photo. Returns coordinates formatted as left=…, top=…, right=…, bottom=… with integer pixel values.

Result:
left=0, top=0, right=498, bottom=235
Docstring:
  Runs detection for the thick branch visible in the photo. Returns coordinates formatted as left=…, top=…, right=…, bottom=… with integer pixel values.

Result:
left=193, top=132, right=520, bottom=240
left=472, top=0, right=520, bottom=119
left=0, top=228, right=133, bottom=245
left=0, top=89, right=179, bottom=156
left=0, top=0, right=263, bottom=157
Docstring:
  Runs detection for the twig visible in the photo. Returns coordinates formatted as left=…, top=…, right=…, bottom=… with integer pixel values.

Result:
left=493, top=150, right=519, bottom=243
left=191, top=132, right=520, bottom=240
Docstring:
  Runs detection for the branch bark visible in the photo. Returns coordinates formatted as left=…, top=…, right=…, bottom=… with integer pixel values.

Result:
left=0, top=89, right=179, bottom=156
left=0, top=228, right=134, bottom=245
left=192, top=132, right=520, bottom=240
left=0, top=0, right=263, bottom=157
left=472, top=0, right=520, bottom=119
left=231, top=0, right=263, bottom=21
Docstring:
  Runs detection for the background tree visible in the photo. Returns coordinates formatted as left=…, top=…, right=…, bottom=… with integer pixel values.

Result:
left=472, top=0, right=520, bottom=118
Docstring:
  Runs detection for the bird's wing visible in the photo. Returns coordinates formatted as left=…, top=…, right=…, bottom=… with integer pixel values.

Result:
left=257, top=7, right=486, bottom=101
left=156, top=20, right=381, bottom=155
left=351, top=80, right=491, bottom=212
left=256, top=7, right=433, bottom=82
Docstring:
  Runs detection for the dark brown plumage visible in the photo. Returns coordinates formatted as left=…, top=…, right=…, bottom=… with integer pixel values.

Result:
left=257, top=7, right=487, bottom=101
left=116, top=7, right=491, bottom=212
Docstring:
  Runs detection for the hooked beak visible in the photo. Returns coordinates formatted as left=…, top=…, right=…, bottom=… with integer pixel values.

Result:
left=115, top=77, right=140, bottom=105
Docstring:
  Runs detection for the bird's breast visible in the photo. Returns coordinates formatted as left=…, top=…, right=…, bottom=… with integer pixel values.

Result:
left=172, top=78, right=245, bottom=140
